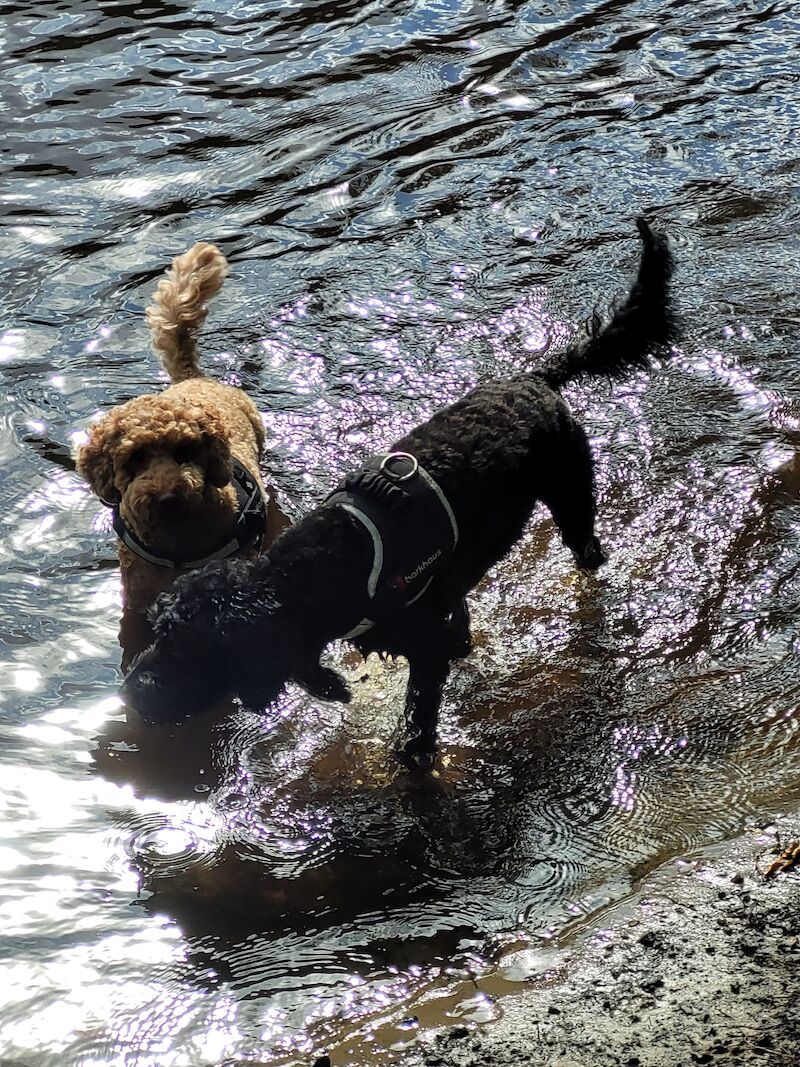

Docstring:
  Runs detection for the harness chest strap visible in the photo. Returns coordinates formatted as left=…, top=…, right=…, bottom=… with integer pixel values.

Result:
left=324, top=452, right=459, bottom=638
left=110, top=458, right=268, bottom=569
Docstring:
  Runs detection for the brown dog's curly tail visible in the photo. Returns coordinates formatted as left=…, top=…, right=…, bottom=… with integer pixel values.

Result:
left=146, top=242, right=229, bottom=383
left=542, top=218, right=678, bottom=390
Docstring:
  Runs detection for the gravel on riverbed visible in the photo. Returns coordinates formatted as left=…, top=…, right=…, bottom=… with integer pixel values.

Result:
left=399, top=814, right=800, bottom=1067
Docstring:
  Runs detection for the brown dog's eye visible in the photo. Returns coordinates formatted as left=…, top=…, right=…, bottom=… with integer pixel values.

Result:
left=126, top=448, right=148, bottom=474
left=174, top=443, right=199, bottom=465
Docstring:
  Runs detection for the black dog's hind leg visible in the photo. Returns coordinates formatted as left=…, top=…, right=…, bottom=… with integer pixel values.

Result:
left=538, top=420, right=607, bottom=571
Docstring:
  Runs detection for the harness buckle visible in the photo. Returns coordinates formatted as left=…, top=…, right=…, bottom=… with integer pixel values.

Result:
left=379, top=452, right=419, bottom=483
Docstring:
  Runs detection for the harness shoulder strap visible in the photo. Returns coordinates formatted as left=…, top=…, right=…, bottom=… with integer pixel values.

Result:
left=325, top=452, right=459, bottom=634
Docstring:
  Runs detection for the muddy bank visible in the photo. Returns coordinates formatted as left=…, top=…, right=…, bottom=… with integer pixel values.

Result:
left=399, top=814, right=800, bottom=1067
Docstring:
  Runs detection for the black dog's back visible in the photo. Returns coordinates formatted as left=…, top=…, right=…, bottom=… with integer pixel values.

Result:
left=389, top=217, right=677, bottom=595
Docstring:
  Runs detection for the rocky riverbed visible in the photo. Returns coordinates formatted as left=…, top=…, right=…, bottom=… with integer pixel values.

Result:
left=398, top=813, right=800, bottom=1067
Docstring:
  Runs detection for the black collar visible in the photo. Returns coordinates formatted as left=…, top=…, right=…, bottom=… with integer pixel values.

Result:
left=111, top=458, right=268, bottom=569
left=324, top=452, right=459, bottom=637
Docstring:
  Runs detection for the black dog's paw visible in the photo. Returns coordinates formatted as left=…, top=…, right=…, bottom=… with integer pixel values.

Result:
left=297, top=664, right=352, bottom=704
left=397, top=731, right=437, bottom=773
left=573, top=536, right=607, bottom=572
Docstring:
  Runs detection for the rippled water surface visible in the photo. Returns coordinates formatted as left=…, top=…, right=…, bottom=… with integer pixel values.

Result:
left=2, top=0, right=800, bottom=1063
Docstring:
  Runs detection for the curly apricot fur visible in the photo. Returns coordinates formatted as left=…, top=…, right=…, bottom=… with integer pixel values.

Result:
left=76, top=243, right=267, bottom=613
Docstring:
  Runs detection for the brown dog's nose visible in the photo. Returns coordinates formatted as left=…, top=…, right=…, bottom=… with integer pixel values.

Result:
left=157, top=491, right=180, bottom=513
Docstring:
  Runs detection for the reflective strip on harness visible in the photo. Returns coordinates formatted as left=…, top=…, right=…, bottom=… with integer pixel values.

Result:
left=417, top=465, right=459, bottom=548
left=327, top=452, right=458, bottom=639
left=338, top=502, right=384, bottom=598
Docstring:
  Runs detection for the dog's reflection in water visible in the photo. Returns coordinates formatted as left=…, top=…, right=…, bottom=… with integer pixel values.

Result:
left=103, top=640, right=471, bottom=940
left=91, top=609, right=235, bottom=801
left=93, top=487, right=289, bottom=801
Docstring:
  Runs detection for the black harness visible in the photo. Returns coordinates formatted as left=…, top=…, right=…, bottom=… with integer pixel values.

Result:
left=324, top=452, right=459, bottom=637
left=110, top=458, right=268, bottom=569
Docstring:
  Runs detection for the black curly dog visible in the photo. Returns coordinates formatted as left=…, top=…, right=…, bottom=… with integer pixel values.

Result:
left=123, top=219, right=677, bottom=757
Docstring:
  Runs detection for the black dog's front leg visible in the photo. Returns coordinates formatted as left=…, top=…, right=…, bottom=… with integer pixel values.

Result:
left=403, top=650, right=451, bottom=757
left=402, top=622, right=455, bottom=758
left=446, top=598, right=472, bottom=660
left=401, top=602, right=473, bottom=760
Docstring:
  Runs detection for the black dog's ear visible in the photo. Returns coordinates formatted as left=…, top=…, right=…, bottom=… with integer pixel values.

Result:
left=146, top=587, right=181, bottom=634
left=147, top=582, right=208, bottom=637
left=148, top=558, right=250, bottom=635
left=295, top=662, right=351, bottom=704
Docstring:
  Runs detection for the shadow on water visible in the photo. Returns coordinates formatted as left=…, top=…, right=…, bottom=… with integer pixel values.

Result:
left=2, top=0, right=800, bottom=1063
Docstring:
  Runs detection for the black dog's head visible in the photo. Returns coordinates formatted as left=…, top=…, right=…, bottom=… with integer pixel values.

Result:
left=121, top=557, right=352, bottom=724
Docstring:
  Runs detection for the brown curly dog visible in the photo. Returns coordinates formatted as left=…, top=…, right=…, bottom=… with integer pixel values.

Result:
left=77, top=242, right=275, bottom=616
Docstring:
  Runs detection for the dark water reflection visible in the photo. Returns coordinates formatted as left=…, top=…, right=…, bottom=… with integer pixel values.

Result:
left=2, top=0, right=800, bottom=1063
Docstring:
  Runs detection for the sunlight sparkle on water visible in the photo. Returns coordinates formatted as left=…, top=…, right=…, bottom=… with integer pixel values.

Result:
left=325, top=180, right=352, bottom=209
left=697, top=345, right=777, bottom=418
left=14, top=668, right=41, bottom=692
left=610, top=724, right=689, bottom=813
left=0, top=846, right=24, bottom=872
left=113, top=178, right=155, bottom=200
left=0, top=328, right=24, bottom=362
left=12, top=225, right=58, bottom=246
left=86, top=325, right=113, bottom=353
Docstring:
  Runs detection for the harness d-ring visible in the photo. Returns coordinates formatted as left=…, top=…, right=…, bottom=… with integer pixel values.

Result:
left=379, top=451, right=419, bottom=482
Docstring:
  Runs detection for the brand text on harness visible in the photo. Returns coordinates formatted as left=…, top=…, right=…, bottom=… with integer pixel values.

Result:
left=404, top=548, right=442, bottom=583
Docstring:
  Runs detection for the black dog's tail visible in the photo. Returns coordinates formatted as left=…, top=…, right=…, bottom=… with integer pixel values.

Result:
left=542, top=218, right=678, bottom=390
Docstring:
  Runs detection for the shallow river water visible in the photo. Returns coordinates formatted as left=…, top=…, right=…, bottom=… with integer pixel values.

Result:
left=2, top=1, right=800, bottom=1064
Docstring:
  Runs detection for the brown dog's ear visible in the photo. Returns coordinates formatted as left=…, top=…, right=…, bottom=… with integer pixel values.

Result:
left=75, top=421, right=120, bottom=504
left=202, top=433, right=233, bottom=488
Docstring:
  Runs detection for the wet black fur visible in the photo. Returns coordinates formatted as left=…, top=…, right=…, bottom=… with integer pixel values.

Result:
left=123, top=219, right=678, bottom=757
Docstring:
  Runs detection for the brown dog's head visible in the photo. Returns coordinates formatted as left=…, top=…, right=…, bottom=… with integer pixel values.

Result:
left=76, top=394, right=234, bottom=552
